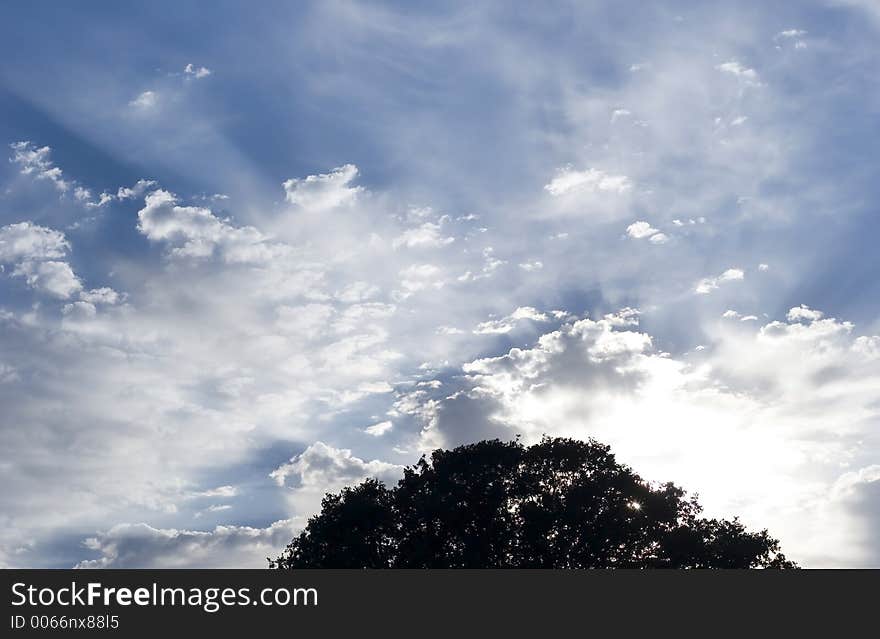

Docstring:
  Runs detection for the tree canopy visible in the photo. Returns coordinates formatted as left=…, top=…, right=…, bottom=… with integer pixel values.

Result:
left=271, top=437, right=795, bottom=569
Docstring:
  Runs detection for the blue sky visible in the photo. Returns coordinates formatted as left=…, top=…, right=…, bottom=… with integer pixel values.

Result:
left=2, top=0, right=880, bottom=567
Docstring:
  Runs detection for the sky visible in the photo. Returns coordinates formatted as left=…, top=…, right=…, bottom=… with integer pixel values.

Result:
left=1, top=0, right=880, bottom=568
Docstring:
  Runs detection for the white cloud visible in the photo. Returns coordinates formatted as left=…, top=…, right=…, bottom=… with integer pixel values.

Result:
left=117, top=179, right=157, bottom=200
left=625, top=220, right=668, bottom=243
left=76, top=519, right=300, bottom=569
left=137, top=189, right=282, bottom=263
left=787, top=305, right=824, bottom=323
left=457, top=247, right=506, bottom=283
left=403, top=306, right=880, bottom=566
left=0, top=222, right=92, bottom=299
left=13, top=260, right=82, bottom=298
left=270, top=441, right=403, bottom=489
left=282, top=164, right=363, bottom=211
left=695, top=268, right=745, bottom=294
left=0, top=222, right=69, bottom=263
left=192, top=485, right=238, bottom=499
left=722, top=310, right=757, bottom=322
left=544, top=167, right=632, bottom=196
left=518, top=260, right=543, bottom=271
left=833, top=465, right=880, bottom=499
left=392, top=222, right=454, bottom=249
left=3, top=3, right=880, bottom=570
left=9, top=142, right=70, bottom=192
left=184, top=63, right=212, bottom=79
left=774, top=29, right=808, bottom=50
left=79, top=287, right=121, bottom=305
left=721, top=268, right=745, bottom=280
left=399, top=263, right=443, bottom=293
left=626, top=221, right=669, bottom=244
left=672, top=218, right=705, bottom=227
left=473, top=306, right=551, bottom=335
left=62, top=301, right=96, bottom=318
left=129, top=91, right=158, bottom=109
left=626, top=221, right=659, bottom=239
left=8, top=143, right=119, bottom=208
left=436, top=326, right=465, bottom=335
left=364, top=420, right=393, bottom=436
left=716, top=61, right=759, bottom=82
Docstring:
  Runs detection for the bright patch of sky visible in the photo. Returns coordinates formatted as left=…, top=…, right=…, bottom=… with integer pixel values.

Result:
left=2, top=0, right=880, bottom=568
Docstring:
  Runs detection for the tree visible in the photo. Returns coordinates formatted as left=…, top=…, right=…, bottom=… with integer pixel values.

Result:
left=270, top=437, right=796, bottom=568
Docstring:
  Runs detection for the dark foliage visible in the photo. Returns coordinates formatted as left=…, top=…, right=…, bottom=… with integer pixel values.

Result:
left=270, top=437, right=796, bottom=568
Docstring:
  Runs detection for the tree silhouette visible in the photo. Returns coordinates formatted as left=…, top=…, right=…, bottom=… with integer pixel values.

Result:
left=271, top=437, right=795, bottom=568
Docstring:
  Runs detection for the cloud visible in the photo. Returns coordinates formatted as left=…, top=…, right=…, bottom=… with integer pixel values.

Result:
left=400, top=305, right=880, bottom=566
left=457, top=247, right=505, bottom=283
left=129, top=91, right=157, bottom=109
left=117, top=179, right=158, bottom=200
left=716, top=61, right=759, bottom=82
left=722, top=310, right=758, bottom=322
left=399, top=263, right=443, bottom=293
left=74, top=188, right=114, bottom=209
left=9, top=143, right=117, bottom=208
left=773, top=29, right=808, bottom=50
left=833, top=465, right=880, bottom=499
left=544, top=167, right=632, bottom=196
left=76, top=519, right=299, bottom=569
left=79, top=287, right=121, bottom=305
left=392, top=222, right=454, bottom=249
left=282, top=164, right=363, bottom=211
left=3, top=1, right=880, bottom=570
left=787, top=305, right=824, bottom=323
left=473, top=306, right=551, bottom=335
left=824, top=465, right=880, bottom=567
left=695, top=268, right=744, bottom=294
left=626, top=220, right=668, bottom=243
left=269, top=441, right=403, bottom=489
left=0, top=222, right=69, bottom=263
left=184, top=63, right=212, bottom=79
left=191, top=485, right=238, bottom=499
left=408, top=310, right=658, bottom=450
left=12, top=261, right=82, bottom=298
left=0, top=222, right=90, bottom=298
left=9, top=141, right=70, bottom=192
left=518, top=260, right=543, bottom=271
left=625, top=221, right=659, bottom=239
left=137, top=189, right=282, bottom=263
left=364, top=420, right=393, bottom=436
